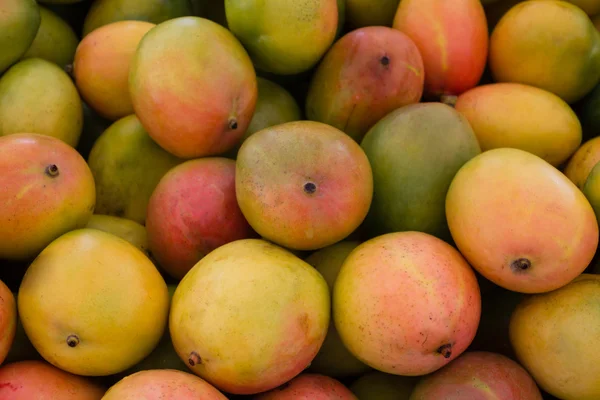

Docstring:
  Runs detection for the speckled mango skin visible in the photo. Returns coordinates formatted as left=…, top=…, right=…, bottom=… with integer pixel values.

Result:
left=333, top=232, right=482, bottom=376
left=306, top=26, right=424, bottom=142
left=102, top=369, right=227, bottom=400
left=169, top=239, right=330, bottom=395
left=393, top=0, right=488, bottom=97
left=129, top=17, right=257, bottom=159
left=255, top=374, right=358, bottom=400
left=509, top=274, right=600, bottom=400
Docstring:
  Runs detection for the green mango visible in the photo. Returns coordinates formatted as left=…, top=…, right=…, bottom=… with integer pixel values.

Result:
left=0, top=0, right=41, bottom=73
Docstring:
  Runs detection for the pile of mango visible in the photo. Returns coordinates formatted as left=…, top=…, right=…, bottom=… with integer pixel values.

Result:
left=1, top=0, right=600, bottom=399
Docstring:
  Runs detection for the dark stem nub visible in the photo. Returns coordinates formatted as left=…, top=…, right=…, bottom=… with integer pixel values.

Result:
left=66, top=334, right=79, bottom=348
left=440, top=94, right=458, bottom=107
left=511, top=258, right=531, bottom=273
left=303, top=182, right=317, bottom=195
left=45, top=164, right=59, bottom=178
left=188, top=351, right=202, bottom=367
left=228, top=118, right=238, bottom=130
left=380, top=55, right=390, bottom=66
left=437, top=343, right=452, bottom=359
left=64, top=63, right=74, bottom=77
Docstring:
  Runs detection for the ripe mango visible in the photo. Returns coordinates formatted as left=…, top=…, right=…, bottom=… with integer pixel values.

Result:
left=490, top=0, right=600, bottom=104
left=334, top=232, right=481, bottom=376
left=74, top=21, right=155, bottom=121
left=583, top=161, right=600, bottom=225
left=360, top=103, right=481, bottom=241
left=130, top=17, right=257, bottom=159
left=393, top=0, right=488, bottom=97
left=0, top=58, right=83, bottom=147
left=455, top=83, right=582, bottom=166
left=0, top=133, right=95, bottom=261
left=225, top=0, right=338, bottom=75
left=409, top=351, right=542, bottom=400
left=103, top=370, right=227, bottom=400
left=0, top=0, right=40, bottom=73
left=85, top=214, right=148, bottom=255
left=82, top=0, right=193, bottom=36
left=345, top=0, right=401, bottom=28
left=306, top=26, right=424, bottom=142
left=18, top=229, right=170, bottom=376
left=21, top=6, right=78, bottom=69
left=0, top=281, right=16, bottom=365
left=255, top=374, right=357, bottom=399
left=169, top=239, right=330, bottom=395
left=87, top=114, right=183, bottom=225
left=446, top=148, right=599, bottom=293
left=0, top=360, right=105, bottom=399
left=510, top=274, right=600, bottom=400
left=350, top=372, right=417, bottom=400
left=236, top=121, right=373, bottom=251
left=564, top=136, right=600, bottom=189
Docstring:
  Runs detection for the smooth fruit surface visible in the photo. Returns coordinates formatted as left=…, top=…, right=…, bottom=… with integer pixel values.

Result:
left=0, top=0, right=40, bottom=73
left=85, top=214, right=148, bottom=255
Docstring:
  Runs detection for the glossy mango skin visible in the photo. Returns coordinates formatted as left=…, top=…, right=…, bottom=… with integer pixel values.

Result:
left=455, top=83, right=582, bottom=166
left=393, top=0, right=488, bottom=98
left=446, top=148, right=599, bottom=294
left=490, top=0, right=600, bottom=104
left=306, top=26, right=424, bottom=142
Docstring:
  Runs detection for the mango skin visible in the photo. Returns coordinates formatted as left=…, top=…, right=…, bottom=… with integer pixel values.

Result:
left=490, top=0, right=600, bottom=104
left=74, top=21, right=155, bottom=121
left=0, top=360, right=105, bottom=400
left=85, top=214, right=148, bottom=255
left=345, top=0, right=401, bottom=28
left=0, top=133, right=95, bottom=261
left=146, top=158, right=256, bottom=280
left=130, top=17, right=257, bottom=159
left=18, top=229, right=170, bottom=377
left=255, top=374, right=357, bottom=399
left=169, top=239, right=330, bottom=395
left=333, top=232, right=482, bottom=376
left=455, top=83, right=582, bottom=166
left=350, top=372, right=417, bottom=400
left=82, top=0, right=192, bottom=36
left=393, top=0, right=488, bottom=97
left=0, top=58, right=83, bottom=147
left=225, top=0, right=338, bottom=75
left=87, top=114, right=183, bottom=225
left=409, top=351, right=542, bottom=400
left=0, top=0, right=40, bottom=73
left=236, top=121, right=373, bottom=251
left=446, top=148, right=599, bottom=294
left=564, top=136, right=600, bottom=189
left=306, top=26, right=424, bottom=142
left=509, top=274, right=600, bottom=400
left=360, top=103, right=481, bottom=241
left=102, top=370, right=227, bottom=400
left=0, top=281, right=17, bottom=366
left=583, top=161, right=600, bottom=226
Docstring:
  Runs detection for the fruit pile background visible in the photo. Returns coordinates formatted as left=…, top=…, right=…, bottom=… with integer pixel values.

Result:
left=1, top=0, right=600, bottom=399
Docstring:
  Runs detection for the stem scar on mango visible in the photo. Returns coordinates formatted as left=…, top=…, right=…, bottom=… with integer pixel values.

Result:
left=228, top=118, right=238, bottom=130
left=380, top=55, right=390, bottom=66
left=437, top=343, right=452, bottom=359
left=66, top=334, right=79, bottom=348
left=45, top=164, right=59, bottom=178
left=303, top=182, right=317, bottom=195
left=188, top=351, right=202, bottom=366
left=511, top=258, right=532, bottom=273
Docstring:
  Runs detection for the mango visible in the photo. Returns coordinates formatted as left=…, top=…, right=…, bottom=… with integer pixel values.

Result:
left=74, top=21, right=155, bottom=121
left=0, top=360, right=105, bottom=399
left=169, top=239, right=330, bottom=395
left=345, top=0, right=401, bottom=28
left=236, top=121, right=373, bottom=251
left=583, top=161, right=600, bottom=225
left=509, top=274, right=600, bottom=400
left=0, top=0, right=40, bottom=73
left=130, top=17, right=257, bottom=159
left=103, top=369, right=227, bottom=400
left=564, top=136, right=600, bottom=189
left=0, top=58, right=83, bottom=147
left=0, top=281, right=16, bottom=365
left=333, top=232, right=481, bottom=376
left=255, top=374, right=357, bottom=399
left=305, top=241, right=371, bottom=379
left=87, top=114, right=183, bottom=225
left=446, top=148, right=599, bottom=293
left=85, top=214, right=148, bottom=255
left=393, top=0, right=488, bottom=98
left=455, top=83, right=582, bottom=166
left=225, top=0, right=338, bottom=75
left=490, top=0, right=600, bottom=104
left=409, top=351, right=542, bottom=400
left=146, top=158, right=256, bottom=280
left=350, top=372, right=417, bottom=400
left=82, top=0, right=193, bottom=36
left=0, top=133, right=95, bottom=261
left=21, top=6, right=78, bottom=69
left=306, top=26, right=424, bottom=142
left=360, top=103, right=481, bottom=241
left=18, top=229, right=170, bottom=376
